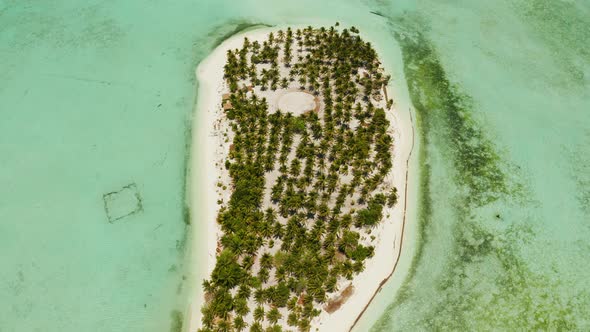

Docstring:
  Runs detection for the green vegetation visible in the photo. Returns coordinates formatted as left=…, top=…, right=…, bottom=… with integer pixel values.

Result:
left=170, top=310, right=183, bottom=332
left=199, top=25, right=397, bottom=331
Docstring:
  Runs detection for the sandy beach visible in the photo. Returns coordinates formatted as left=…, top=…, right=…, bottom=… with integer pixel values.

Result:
left=187, top=26, right=414, bottom=332
left=186, top=27, right=279, bottom=332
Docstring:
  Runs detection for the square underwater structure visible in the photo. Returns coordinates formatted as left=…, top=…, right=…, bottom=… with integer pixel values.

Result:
left=103, top=183, right=143, bottom=223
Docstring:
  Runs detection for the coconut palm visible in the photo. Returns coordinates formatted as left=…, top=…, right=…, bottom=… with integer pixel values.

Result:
left=267, top=307, right=282, bottom=324
left=253, top=306, right=265, bottom=322
left=250, top=322, right=263, bottom=332
left=234, top=315, right=247, bottom=331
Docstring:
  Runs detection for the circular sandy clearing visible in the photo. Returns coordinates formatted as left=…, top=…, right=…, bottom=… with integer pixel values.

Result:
left=277, top=91, right=317, bottom=115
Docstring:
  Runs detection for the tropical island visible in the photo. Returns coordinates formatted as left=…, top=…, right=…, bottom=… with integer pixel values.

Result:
left=189, top=24, right=412, bottom=332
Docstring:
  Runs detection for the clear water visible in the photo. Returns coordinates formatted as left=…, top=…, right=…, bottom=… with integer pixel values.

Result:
left=357, top=0, right=590, bottom=330
left=1, top=0, right=588, bottom=331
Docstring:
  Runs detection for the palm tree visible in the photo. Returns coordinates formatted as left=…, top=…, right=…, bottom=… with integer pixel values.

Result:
left=242, top=255, right=254, bottom=270
left=287, top=312, right=299, bottom=327
left=267, top=307, right=282, bottom=324
left=250, top=322, right=263, bottom=332
left=254, top=305, right=265, bottom=321
left=237, top=284, right=251, bottom=300
left=234, top=315, right=247, bottom=332
left=202, top=279, right=215, bottom=295
left=267, top=324, right=282, bottom=332
left=297, top=318, right=311, bottom=332
left=235, top=297, right=249, bottom=316
left=260, top=252, right=274, bottom=270
left=201, top=305, right=215, bottom=329
left=217, top=319, right=232, bottom=332
left=254, top=288, right=265, bottom=305
left=258, top=267, right=270, bottom=283
left=298, top=76, right=306, bottom=90
left=259, top=220, right=273, bottom=239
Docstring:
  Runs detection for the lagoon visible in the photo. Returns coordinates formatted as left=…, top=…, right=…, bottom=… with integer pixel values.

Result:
left=1, top=0, right=588, bottom=331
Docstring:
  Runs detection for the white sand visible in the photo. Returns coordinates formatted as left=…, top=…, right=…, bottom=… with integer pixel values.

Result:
left=187, top=26, right=414, bottom=332
left=277, top=91, right=317, bottom=115
left=311, top=67, right=415, bottom=331
left=187, top=27, right=278, bottom=332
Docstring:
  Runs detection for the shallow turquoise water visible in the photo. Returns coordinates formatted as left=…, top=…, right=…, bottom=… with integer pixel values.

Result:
left=359, top=0, right=590, bottom=330
left=1, top=0, right=588, bottom=331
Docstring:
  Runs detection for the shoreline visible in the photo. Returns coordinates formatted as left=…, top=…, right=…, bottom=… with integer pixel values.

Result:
left=349, top=108, right=415, bottom=331
left=187, top=26, right=415, bottom=332
left=187, top=27, right=280, bottom=332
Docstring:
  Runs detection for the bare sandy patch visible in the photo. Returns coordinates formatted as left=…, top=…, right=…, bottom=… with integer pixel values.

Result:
left=277, top=91, right=317, bottom=115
